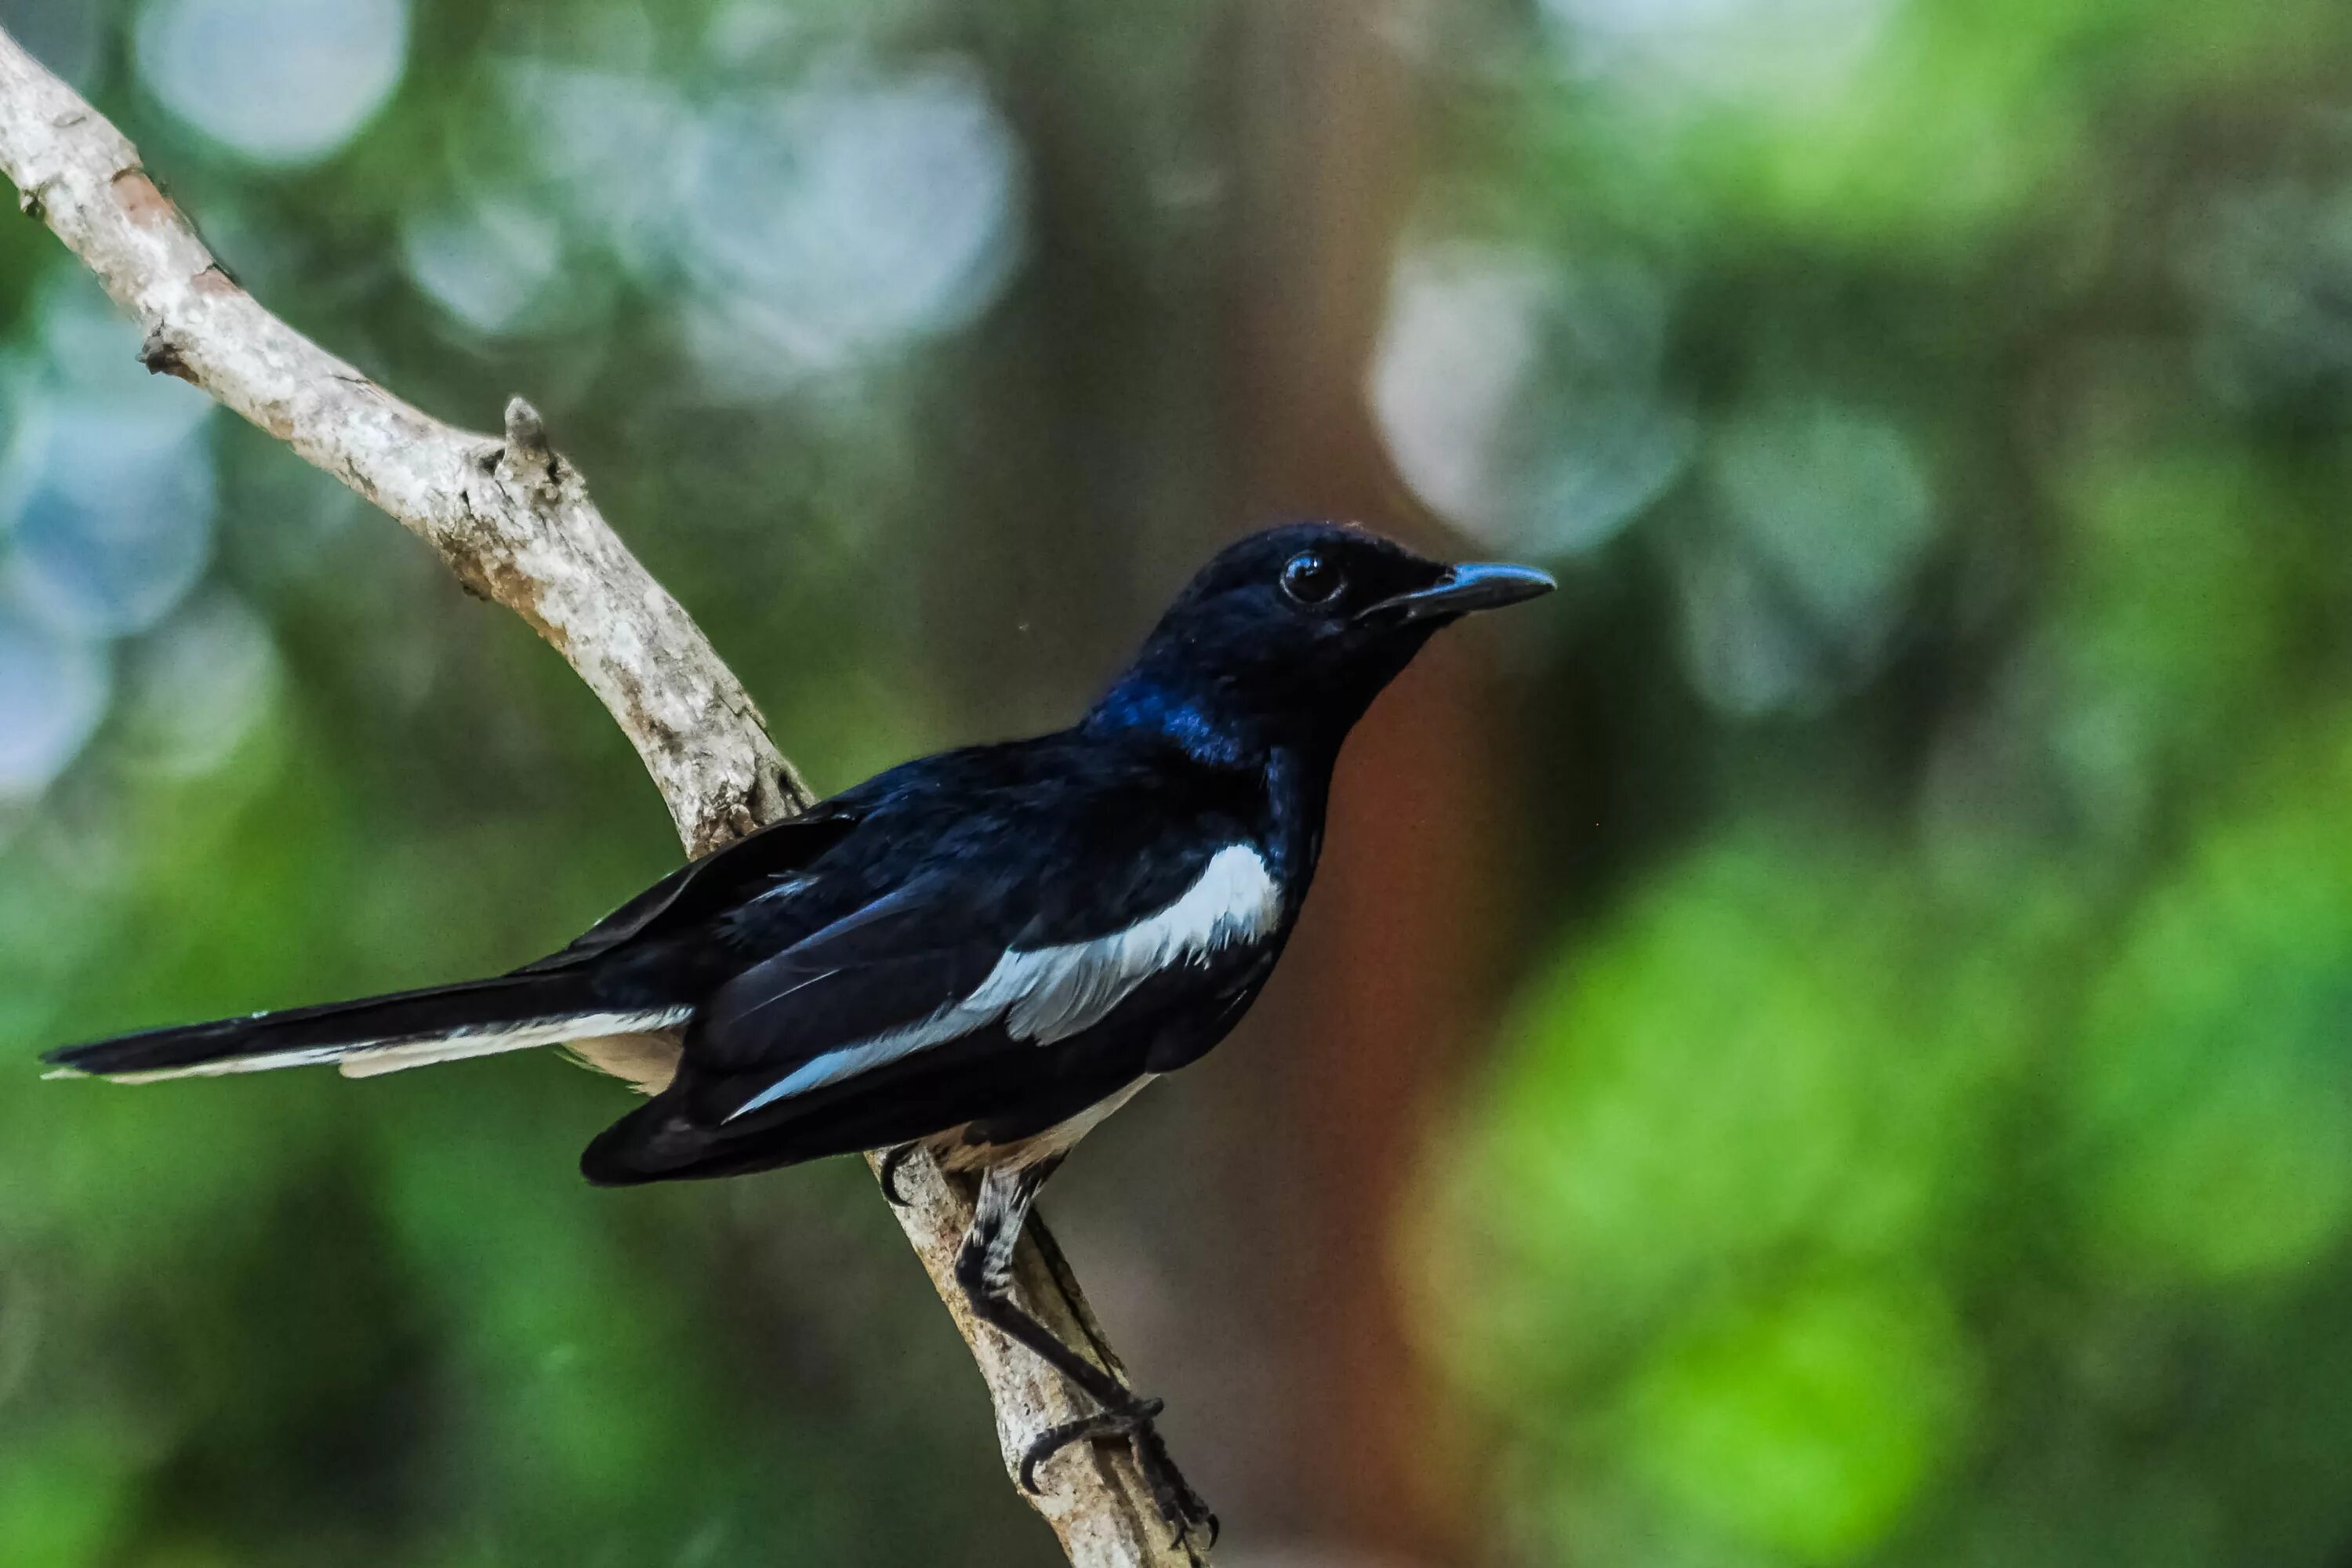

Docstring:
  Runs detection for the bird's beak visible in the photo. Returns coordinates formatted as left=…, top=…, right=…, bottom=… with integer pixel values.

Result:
left=1356, top=561, right=1557, bottom=626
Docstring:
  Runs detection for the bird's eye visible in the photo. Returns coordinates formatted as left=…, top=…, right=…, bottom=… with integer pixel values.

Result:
left=1279, top=550, right=1345, bottom=607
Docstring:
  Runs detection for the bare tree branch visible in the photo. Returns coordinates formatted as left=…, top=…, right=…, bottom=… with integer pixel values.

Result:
left=0, top=29, right=1200, bottom=1567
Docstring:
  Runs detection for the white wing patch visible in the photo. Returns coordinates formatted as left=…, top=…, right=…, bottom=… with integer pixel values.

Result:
left=727, top=844, right=1279, bottom=1121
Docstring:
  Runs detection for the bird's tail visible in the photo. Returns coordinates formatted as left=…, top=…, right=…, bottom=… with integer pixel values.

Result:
left=42, top=971, right=693, bottom=1085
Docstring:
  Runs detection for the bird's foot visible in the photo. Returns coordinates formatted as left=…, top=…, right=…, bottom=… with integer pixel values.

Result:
left=1020, top=1395, right=1218, bottom=1550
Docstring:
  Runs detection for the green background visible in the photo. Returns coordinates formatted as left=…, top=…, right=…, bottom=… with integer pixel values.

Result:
left=5, top=0, right=2352, bottom=1563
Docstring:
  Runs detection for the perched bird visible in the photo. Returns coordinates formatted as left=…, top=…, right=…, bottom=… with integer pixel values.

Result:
left=45, top=521, right=1552, bottom=1541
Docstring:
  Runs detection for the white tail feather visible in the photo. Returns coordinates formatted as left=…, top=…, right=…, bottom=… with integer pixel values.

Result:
left=66, top=1008, right=695, bottom=1085
left=333, top=1011, right=691, bottom=1079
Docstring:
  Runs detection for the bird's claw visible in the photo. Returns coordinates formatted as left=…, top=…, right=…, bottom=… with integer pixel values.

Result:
left=878, top=1143, right=919, bottom=1207
left=1019, top=1395, right=1216, bottom=1550
left=1018, top=1401, right=1156, bottom=1494
left=1131, top=1417, right=1218, bottom=1550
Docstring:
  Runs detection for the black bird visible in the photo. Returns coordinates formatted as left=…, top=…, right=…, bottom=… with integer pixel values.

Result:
left=45, top=522, right=1552, bottom=1541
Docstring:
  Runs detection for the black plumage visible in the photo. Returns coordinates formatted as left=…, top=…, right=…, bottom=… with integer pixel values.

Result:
left=44, top=521, right=1552, bottom=1540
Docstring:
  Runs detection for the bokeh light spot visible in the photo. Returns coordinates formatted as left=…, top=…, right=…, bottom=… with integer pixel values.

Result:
left=675, top=61, right=1025, bottom=387
left=1624, top=1276, right=1975, bottom=1562
left=134, top=0, right=408, bottom=166
left=0, top=608, right=110, bottom=803
left=400, top=196, right=566, bottom=339
left=2074, top=789, right=2352, bottom=1281
left=1374, top=244, right=1692, bottom=554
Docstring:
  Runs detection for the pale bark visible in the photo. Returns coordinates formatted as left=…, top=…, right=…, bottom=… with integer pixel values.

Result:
left=0, top=28, right=1200, bottom=1566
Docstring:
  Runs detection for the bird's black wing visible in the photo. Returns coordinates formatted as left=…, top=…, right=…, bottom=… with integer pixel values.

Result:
left=693, top=876, right=1005, bottom=1069
left=511, top=804, right=862, bottom=975
left=579, top=819, right=1279, bottom=1185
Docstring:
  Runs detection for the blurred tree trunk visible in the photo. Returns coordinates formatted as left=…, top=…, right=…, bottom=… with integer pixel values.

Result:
left=930, top=3, right=1504, bottom=1558
left=1213, top=2, right=1497, bottom=1559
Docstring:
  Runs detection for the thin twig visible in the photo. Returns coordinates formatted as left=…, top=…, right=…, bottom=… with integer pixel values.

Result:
left=0, top=27, right=1199, bottom=1566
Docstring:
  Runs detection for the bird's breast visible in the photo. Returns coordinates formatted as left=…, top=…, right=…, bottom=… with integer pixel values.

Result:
left=930, top=1075, right=1162, bottom=1172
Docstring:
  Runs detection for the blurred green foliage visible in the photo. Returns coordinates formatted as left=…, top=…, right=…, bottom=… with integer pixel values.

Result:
left=1432, top=0, right=2352, bottom=1555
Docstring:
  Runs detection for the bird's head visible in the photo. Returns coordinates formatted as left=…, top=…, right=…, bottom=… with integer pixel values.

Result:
left=1087, top=522, right=1555, bottom=761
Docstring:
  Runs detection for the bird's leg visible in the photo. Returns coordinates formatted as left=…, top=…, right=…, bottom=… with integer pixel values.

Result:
left=955, top=1163, right=1217, bottom=1548
left=954, top=1163, right=1134, bottom=1411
